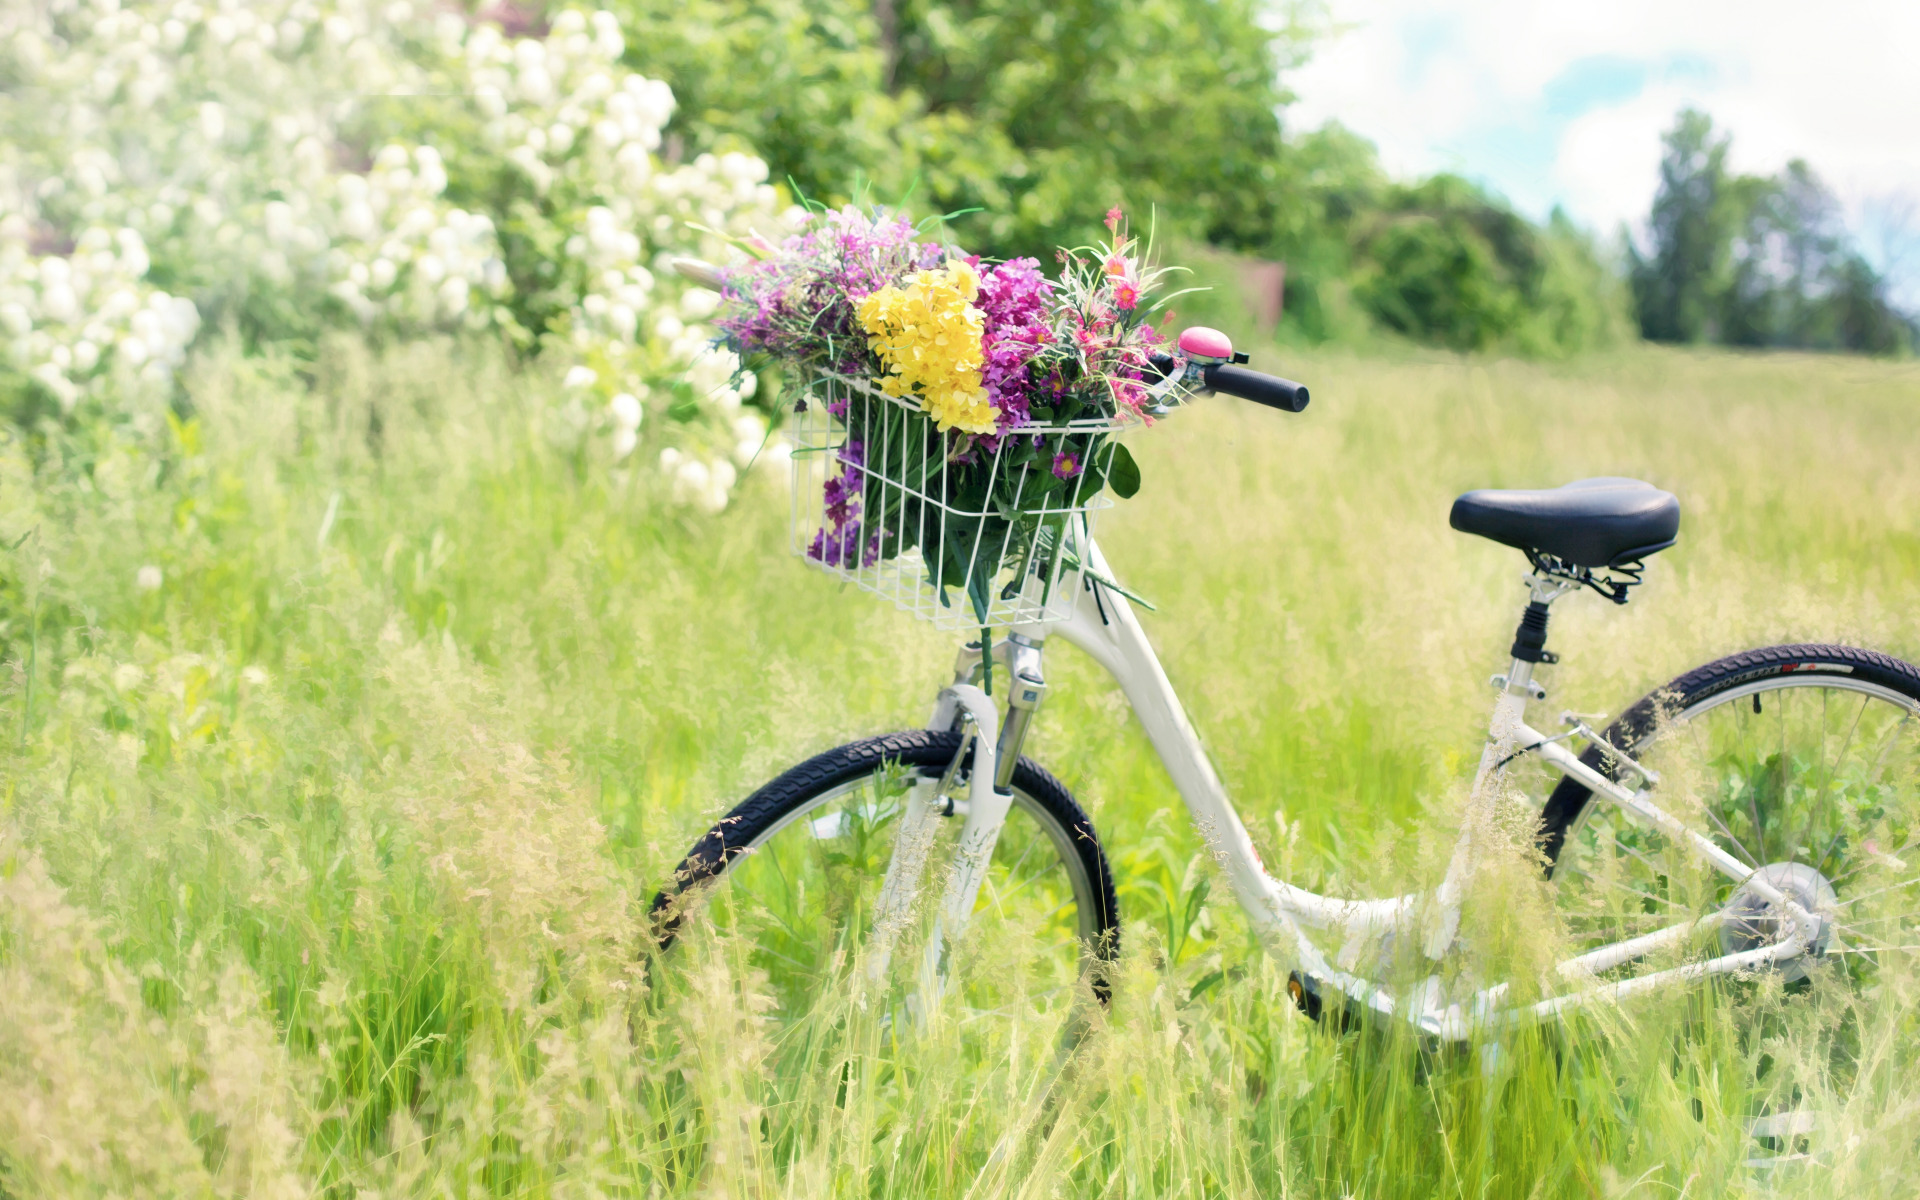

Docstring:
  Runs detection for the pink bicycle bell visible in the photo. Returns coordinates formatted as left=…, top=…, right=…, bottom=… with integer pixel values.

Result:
left=1177, top=326, right=1234, bottom=365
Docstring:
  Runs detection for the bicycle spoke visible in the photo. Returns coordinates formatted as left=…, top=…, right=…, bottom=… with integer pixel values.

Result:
left=1554, top=673, right=1920, bottom=1024
left=1555, top=860, right=1688, bottom=913
left=1614, top=837, right=1692, bottom=892
left=1825, top=832, right=1920, bottom=887
left=1797, top=692, right=1864, bottom=868
left=1860, top=711, right=1915, bottom=794
left=1000, top=833, right=1045, bottom=890
left=1831, top=910, right=1920, bottom=934
left=1831, top=872, right=1920, bottom=909
left=1701, top=802, right=1760, bottom=870
left=675, top=749, right=1108, bottom=1033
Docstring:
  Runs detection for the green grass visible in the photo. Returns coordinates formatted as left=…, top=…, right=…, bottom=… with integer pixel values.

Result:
left=2, top=331, right=1918, bottom=1196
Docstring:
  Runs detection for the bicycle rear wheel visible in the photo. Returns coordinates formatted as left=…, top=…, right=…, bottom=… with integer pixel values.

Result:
left=651, top=729, right=1118, bottom=1024
left=1540, top=644, right=1920, bottom=984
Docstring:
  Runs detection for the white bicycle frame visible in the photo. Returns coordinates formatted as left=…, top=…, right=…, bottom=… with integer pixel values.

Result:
left=909, top=538, right=1826, bottom=1042
left=662, top=256, right=1824, bottom=1037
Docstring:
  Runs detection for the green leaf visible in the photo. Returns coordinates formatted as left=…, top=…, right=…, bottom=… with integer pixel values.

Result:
left=1107, top=443, right=1141, bottom=499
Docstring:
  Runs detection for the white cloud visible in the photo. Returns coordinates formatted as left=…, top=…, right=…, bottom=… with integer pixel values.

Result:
left=1287, top=0, right=1920, bottom=247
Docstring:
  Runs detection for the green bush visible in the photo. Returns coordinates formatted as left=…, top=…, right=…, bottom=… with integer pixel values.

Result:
left=1351, top=176, right=1628, bottom=355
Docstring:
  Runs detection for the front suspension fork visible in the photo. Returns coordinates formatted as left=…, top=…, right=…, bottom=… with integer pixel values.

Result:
left=872, top=636, right=1051, bottom=998
left=932, top=632, right=1052, bottom=788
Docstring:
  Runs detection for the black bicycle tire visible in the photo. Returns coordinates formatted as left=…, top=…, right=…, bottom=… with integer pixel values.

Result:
left=649, top=729, right=1121, bottom=966
left=1538, top=643, right=1920, bottom=872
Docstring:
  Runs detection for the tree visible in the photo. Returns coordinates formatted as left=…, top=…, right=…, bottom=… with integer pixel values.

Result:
left=608, top=0, right=1316, bottom=258
left=1630, top=110, right=1915, bottom=355
left=1630, top=108, right=1739, bottom=343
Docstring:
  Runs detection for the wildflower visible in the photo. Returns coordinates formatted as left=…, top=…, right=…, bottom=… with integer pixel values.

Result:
left=975, top=258, right=1054, bottom=435
left=1052, top=450, right=1081, bottom=479
left=855, top=260, right=995, bottom=435
left=1105, top=252, right=1141, bottom=310
left=821, top=473, right=861, bottom=526
left=807, top=525, right=878, bottom=569
left=1105, top=206, right=1124, bottom=233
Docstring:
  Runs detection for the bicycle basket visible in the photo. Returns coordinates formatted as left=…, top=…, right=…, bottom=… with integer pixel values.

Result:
left=790, top=371, right=1130, bottom=630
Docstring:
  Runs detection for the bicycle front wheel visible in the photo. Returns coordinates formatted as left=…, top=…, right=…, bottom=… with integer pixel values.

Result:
left=1540, top=644, right=1920, bottom=984
left=651, top=729, right=1118, bottom=1025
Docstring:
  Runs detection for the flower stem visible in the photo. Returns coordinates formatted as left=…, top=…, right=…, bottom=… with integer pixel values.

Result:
left=979, top=626, right=993, bottom=698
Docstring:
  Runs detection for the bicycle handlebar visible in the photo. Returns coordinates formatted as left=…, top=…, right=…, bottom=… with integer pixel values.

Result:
left=1146, top=354, right=1310, bottom=413
left=1203, top=362, right=1310, bottom=412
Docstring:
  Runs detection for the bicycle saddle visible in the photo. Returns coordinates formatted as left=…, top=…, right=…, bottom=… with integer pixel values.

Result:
left=1449, top=477, right=1680, bottom=569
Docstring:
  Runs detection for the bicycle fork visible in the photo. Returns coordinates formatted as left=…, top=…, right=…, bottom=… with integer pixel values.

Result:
left=862, top=636, right=1050, bottom=1002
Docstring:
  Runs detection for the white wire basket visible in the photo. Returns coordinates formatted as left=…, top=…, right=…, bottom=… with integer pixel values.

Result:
left=790, top=371, right=1131, bottom=630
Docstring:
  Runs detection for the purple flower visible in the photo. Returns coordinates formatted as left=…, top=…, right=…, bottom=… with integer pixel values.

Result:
left=1052, top=450, right=1082, bottom=479
left=822, top=473, right=861, bottom=526
left=974, top=258, right=1055, bottom=438
left=806, top=524, right=879, bottom=569
left=716, top=206, right=949, bottom=374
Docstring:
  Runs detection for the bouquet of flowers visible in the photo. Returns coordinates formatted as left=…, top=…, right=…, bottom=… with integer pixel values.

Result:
left=715, top=205, right=1183, bottom=625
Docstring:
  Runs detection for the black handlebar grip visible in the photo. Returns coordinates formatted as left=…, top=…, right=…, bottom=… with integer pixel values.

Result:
left=1203, top=363, right=1310, bottom=412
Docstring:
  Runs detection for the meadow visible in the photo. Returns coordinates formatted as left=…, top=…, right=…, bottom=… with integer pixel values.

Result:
left=3, top=329, right=1918, bottom=1197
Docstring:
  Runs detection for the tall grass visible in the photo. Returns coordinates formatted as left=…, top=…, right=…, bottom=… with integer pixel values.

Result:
left=2, top=330, right=1917, bottom=1196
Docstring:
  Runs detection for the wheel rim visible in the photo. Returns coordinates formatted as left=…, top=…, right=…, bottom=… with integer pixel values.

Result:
left=682, top=766, right=1103, bottom=1024
left=1555, top=677, right=1920, bottom=981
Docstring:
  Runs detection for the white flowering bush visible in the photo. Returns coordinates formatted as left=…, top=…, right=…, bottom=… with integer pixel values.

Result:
left=0, top=0, right=794, bottom=507
left=324, top=144, right=511, bottom=330
left=0, top=220, right=200, bottom=423
left=438, top=8, right=793, bottom=491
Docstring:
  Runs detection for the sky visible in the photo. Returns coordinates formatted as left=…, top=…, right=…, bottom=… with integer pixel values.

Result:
left=1284, top=1, right=1920, bottom=302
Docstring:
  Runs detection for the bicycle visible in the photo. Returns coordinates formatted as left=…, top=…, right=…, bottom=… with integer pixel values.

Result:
left=649, top=318, right=1920, bottom=1050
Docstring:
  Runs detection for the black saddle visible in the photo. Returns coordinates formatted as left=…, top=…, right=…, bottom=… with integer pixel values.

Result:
left=1450, top=477, right=1680, bottom=569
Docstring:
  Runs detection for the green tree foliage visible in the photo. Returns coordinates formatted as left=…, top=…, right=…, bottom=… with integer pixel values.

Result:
left=1631, top=109, right=1915, bottom=354
left=609, top=0, right=1314, bottom=261
left=1629, top=109, right=1740, bottom=343
left=1350, top=176, right=1629, bottom=354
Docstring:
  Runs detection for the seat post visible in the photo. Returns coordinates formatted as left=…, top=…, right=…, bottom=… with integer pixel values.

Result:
left=1497, top=573, right=1580, bottom=698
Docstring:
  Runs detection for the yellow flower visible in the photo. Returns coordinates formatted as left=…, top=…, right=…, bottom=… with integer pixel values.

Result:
left=855, top=260, right=996, bottom=435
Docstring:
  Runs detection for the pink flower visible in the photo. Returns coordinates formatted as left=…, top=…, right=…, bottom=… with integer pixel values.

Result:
left=1113, top=379, right=1154, bottom=425
left=1113, top=280, right=1140, bottom=311
left=1104, top=206, right=1124, bottom=233
left=1052, top=450, right=1082, bottom=479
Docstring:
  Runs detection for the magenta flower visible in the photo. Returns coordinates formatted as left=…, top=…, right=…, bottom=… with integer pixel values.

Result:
left=1052, top=450, right=1081, bottom=479
left=974, top=257, right=1056, bottom=437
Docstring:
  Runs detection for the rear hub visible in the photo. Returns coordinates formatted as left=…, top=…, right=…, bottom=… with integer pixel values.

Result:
left=1719, top=862, right=1837, bottom=982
